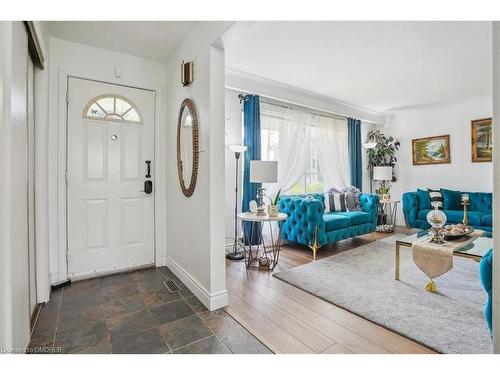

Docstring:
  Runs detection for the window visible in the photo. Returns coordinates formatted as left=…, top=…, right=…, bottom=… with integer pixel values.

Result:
left=83, top=94, right=142, bottom=124
left=260, top=100, right=348, bottom=195
left=289, top=126, right=325, bottom=194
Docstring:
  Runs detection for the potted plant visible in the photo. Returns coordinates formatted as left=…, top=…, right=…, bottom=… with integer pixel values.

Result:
left=268, top=189, right=281, bottom=217
left=365, top=130, right=400, bottom=193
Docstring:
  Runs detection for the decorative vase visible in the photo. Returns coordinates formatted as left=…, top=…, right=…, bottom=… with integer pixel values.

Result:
left=426, top=202, right=447, bottom=244
left=267, top=204, right=279, bottom=217
left=249, top=200, right=258, bottom=213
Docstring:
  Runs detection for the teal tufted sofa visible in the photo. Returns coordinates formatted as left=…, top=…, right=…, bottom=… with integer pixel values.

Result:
left=278, top=193, right=380, bottom=259
left=402, top=191, right=492, bottom=237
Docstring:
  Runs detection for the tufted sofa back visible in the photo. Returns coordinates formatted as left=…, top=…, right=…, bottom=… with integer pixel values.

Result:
left=468, top=192, right=492, bottom=214
left=279, top=194, right=327, bottom=246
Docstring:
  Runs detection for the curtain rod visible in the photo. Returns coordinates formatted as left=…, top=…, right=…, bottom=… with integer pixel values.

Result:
left=238, top=93, right=350, bottom=122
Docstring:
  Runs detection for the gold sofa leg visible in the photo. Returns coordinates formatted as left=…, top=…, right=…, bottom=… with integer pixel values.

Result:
left=312, top=243, right=318, bottom=260
left=309, top=226, right=320, bottom=261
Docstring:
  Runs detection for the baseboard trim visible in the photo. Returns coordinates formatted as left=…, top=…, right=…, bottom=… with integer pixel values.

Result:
left=166, top=256, right=228, bottom=311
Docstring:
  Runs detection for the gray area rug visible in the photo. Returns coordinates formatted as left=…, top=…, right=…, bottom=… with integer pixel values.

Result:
left=274, top=235, right=492, bottom=354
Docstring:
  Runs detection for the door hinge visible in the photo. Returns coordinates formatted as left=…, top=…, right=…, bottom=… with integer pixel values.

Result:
left=66, top=90, right=69, bottom=103
left=65, top=250, right=69, bottom=263
left=65, top=170, right=69, bottom=183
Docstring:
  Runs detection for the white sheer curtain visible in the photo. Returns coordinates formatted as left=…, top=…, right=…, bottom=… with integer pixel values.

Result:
left=260, top=101, right=349, bottom=197
left=261, top=103, right=310, bottom=199
left=313, top=114, right=349, bottom=191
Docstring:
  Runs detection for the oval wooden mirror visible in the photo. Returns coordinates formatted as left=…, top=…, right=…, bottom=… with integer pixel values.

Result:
left=177, top=98, right=199, bottom=197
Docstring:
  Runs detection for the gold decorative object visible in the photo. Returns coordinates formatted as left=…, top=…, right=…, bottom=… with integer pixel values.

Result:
left=181, top=61, right=193, bottom=86
left=426, top=201, right=447, bottom=244
left=176, top=98, right=199, bottom=197
left=462, top=193, right=470, bottom=226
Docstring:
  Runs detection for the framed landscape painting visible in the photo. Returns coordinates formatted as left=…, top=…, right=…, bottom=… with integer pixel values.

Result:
left=412, top=135, right=451, bottom=165
left=471, top=118, right=492, bottom=162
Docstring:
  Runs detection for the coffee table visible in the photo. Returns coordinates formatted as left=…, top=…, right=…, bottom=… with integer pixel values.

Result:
left=394, top=230, right=492, bottom=280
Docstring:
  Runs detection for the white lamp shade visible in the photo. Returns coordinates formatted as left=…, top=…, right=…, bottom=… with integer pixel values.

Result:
left=373, top=166, right=393, bottom=181
left=363, top=142, right=377, bottom=149
left=229, top=145, right=247, bottom=153
left=250, top=160, right=278, bottom=183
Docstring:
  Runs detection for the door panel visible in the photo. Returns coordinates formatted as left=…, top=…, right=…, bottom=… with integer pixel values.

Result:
left=67, top=78, right=155, bottom=278
left=85, top=199, right=108, bottom=250
left=122, top=126, right=141, bottom=180
left=86, top=124, right=108, bottom=181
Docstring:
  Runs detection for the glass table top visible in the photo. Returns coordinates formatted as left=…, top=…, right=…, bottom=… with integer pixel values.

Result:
left=397, top=230, right=493, bottom=258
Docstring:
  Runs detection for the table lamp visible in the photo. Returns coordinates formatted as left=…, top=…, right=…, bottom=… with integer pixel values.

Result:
left=250, top=160, right=278, bottom=216
left=373, top=166, right=392, bottom=198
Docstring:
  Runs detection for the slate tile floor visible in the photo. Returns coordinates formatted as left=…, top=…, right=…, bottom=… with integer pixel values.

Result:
left=28, top=267, right=271, bottom=354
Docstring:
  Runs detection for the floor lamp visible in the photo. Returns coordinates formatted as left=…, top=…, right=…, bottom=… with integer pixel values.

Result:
left=226, top=145, right=247, bottom=260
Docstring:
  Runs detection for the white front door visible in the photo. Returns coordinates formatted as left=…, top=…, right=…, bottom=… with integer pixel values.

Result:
left=67, top=77, right=155, bottom=279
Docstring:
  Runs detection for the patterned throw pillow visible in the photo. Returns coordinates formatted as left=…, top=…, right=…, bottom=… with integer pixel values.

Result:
left=428, top=188, right=443, bottom=209
left=324, top=192, right=348, bottom=213
left=328, top=186, right=361, bottom=211
left=343, top=186, right=361, bottom=211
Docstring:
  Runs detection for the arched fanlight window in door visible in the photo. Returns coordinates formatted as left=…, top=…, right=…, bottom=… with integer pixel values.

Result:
left=82, top=94, right=143, bottom=124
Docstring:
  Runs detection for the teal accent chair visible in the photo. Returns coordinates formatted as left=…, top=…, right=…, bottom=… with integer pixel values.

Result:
left=278, top=193, right=379, bottom=259
left=479, top=249, right=493, bottom=334
left=402, top=191, right=492, bottom=237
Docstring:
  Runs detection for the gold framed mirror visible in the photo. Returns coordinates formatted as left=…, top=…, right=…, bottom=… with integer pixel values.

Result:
left=177, top=98, right=199, bottom=197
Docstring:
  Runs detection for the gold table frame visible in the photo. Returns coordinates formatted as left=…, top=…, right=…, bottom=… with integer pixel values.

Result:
left=238, top=213, right=287, bottom=271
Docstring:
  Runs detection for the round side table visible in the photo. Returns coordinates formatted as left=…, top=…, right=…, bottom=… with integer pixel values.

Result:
left=237, top=212, right=287, bottom=271
left=376, top=199, right=400, bottom=233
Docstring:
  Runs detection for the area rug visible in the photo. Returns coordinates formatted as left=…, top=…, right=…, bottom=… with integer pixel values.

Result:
left=274, top=235, right=492, bottom=354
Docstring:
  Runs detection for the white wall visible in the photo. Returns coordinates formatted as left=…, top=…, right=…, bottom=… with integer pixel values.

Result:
left=165, top=22, right=233, bottom=310
left=0, top=21, right=30, bottom=351
left=385, top=96, right=492, bottom=224
left=46, top=38, right=168, bottom=285
left=224, top=88, right=244, bottom=242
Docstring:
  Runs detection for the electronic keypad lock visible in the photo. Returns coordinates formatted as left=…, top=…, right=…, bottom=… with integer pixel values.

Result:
left=144, top=180, right=153, bottom=194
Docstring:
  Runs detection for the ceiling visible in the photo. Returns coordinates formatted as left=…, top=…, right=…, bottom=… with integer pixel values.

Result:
left=225, top=21, right=492, bottom=112
left=45, top=21, right=199, bottom=63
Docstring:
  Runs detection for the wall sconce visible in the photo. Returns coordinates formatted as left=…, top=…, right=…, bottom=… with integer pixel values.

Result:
left=181, top=61, right=193, bottom=86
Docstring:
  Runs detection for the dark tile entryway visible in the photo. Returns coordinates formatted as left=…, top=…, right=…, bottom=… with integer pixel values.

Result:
left=28, top=267, right=271, bottom=354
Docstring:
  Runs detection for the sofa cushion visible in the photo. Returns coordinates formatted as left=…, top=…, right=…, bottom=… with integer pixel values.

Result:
left=482, top=214, right=493, bottom=227
left=441, top=188, right=462, bottom=210
left=335, top=211, right=372, bottom=226
left=442, top=210, right=484, bottom=227
left=417, top=188, right=431, bottom=210
left=323, top=213, right=351, bottom=231
left=417, top=209, right=432, bottom=221
left=469, top=192, right=492, bottom=214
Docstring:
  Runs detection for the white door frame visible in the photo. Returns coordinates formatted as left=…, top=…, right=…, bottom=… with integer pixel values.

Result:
left=55, top=70, right=167, bottom=282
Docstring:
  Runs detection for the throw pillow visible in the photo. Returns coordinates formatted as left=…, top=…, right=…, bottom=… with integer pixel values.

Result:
left=416, top=188, right=431, bottom=210
left=328, top=186, right=361, bottom=211
left=441, top=188, right=462, bottom=210
left=324, top=192, right=348, bottom=213
left=428, top=188, right=443, bottom=209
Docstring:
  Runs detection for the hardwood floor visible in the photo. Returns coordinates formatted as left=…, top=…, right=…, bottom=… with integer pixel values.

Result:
left=224, top=227, right=436, bottom=354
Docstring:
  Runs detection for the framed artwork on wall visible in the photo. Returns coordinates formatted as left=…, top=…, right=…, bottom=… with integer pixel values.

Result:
left=412, top=135, right=451, bottom=165
left=471, top=118, right=492, bottom=163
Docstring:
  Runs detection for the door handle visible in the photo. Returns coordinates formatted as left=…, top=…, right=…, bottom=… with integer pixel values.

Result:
left=145, top=160, right=151, bottom=178
left=141, top=180, right=153, bottom=194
